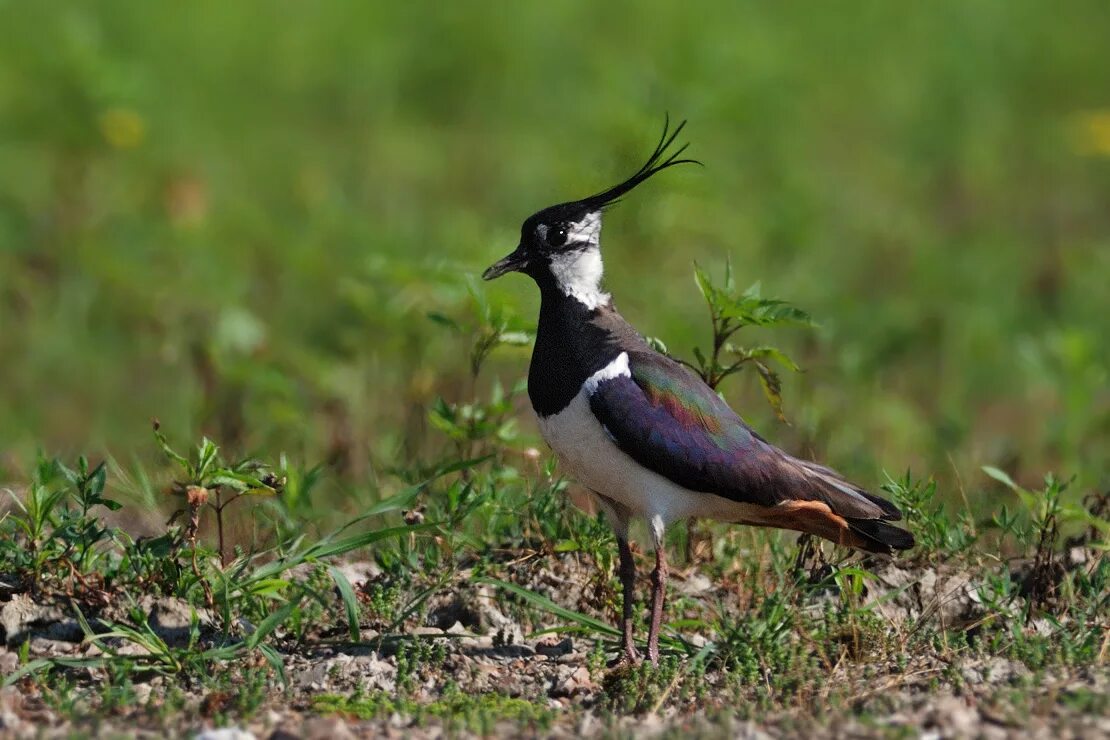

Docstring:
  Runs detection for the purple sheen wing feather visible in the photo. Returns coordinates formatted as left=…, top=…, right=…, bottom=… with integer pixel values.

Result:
left=588, top=352, right=898, bottom=520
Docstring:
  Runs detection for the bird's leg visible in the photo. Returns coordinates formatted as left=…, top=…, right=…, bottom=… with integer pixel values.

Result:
left=646, top=516, right=668, bottom=667
left=592, top=493, right=638, bottom=667
left=616, top=535, right=639, bottom=665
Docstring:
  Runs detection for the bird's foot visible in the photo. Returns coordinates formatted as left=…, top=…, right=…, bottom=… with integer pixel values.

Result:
left=606, top=646, right=641, bottom=670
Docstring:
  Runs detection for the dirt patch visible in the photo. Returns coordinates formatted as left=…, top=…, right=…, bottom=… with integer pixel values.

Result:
left=2, top=548, right=1107, bottom=738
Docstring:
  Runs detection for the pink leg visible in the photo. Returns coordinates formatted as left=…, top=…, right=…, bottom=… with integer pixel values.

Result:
left=646, top=518, right=668, bottom=666
left=594, top=494, right=639, bottom=667
left=616, top=535, right=639, bottom=665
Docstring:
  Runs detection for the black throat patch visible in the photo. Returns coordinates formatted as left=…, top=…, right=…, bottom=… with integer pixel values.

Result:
left=527, top=277, right=646, bottom=417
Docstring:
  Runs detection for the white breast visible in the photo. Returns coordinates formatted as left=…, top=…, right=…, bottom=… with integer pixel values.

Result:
left=535, top=354, right=756, bottom=526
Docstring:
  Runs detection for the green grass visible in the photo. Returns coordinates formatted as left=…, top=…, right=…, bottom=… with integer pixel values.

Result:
left=0, top=1, right=1108, bottom=735
left=0, top=0, right=1107, bottom=507
left=313, top=688, right=555, bottom=735
left=313, top=687, right=555, bottom=736
left=1, top=397, right=1105, bottom=732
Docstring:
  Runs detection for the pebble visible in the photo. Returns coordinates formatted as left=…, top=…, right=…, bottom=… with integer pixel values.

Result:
left=195, top=728, right=256, bottom=740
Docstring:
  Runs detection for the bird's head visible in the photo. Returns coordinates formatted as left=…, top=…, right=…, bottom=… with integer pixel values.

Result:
left=483, top=117, right=698, bottom=309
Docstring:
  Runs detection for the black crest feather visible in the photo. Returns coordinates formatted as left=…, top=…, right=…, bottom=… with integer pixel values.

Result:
left=579, top=114, right=700, bottom=211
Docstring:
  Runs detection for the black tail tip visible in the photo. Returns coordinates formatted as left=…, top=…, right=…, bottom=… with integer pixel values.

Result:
left=860, top=490, right=904, bottom=521
left=848, top=518, right=915, bottom=553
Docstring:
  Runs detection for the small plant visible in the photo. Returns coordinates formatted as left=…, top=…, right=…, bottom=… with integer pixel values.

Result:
left=601, top=654, right=684, bottom=714
left=426, top=279, right=542, bottom=509
left=1, top=430, right=484, bottom=698
left=313, top=687, right=554, bottom=734
left=660, top=258, right=814, bottom=562
left=982, top=468, right=1106, bottom=613
left=395, top=637, right=449, bottom=694
left=155, top=420, right=285, bottom=569
left=3, top=456, right=121, bottom=595
left=709, top=589, right=800, bottom=682
left=883, top=469, right=976, bottom=556
left=681, top=258, right=813, bottom=417
left=427, top=278, right=533, bottom=382
left=427, top=380, right=524, bottom=456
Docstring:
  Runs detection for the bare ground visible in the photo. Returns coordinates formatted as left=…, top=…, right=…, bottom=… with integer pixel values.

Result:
left=2, top=548, right=1108, bottom=739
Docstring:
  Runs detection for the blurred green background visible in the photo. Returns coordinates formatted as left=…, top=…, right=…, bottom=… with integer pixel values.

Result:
left=1, top=1, right=1107, bottom=509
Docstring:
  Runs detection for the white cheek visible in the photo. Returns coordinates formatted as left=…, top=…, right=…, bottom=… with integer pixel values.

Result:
left=550, top=248, right=608, bottom=310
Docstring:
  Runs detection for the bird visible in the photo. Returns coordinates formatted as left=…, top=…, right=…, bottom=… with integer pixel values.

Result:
left=482, top=118, right=914, bottom=667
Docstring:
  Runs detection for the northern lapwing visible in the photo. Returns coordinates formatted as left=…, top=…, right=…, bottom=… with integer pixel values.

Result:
left=483, top=118, right=914, bottom=666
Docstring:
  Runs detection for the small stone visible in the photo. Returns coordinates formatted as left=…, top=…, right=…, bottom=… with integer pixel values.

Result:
left=1068, top=546, right=1088, bottom=565
left=474, top=584, right=518, bottom=633
left=731, top=722, right=774, bottom=740
left=493, top=622, right=525, bottom=648
left=979, top=725, right=1010, bottom=740
left=982, top=657, right=1030, bottom=683
left=0, top=708, right=20, bottom=733
left=554, top=664, right=595, bottom=696
left=927, top=695, right=978, bottom=737
left=0, top=687, right=23, bottom=733
left=0, top=650, right=18, bottom=676
left=115, top=640, right=155, bottom=657
left=261, top=709, right=283, bottom=727
left=685, top=633, right=708, bottom=648
left=960, top=660, right=984, bottom=684
left=677, top=573, right=713, bottom=595
left=301, top=716, right=355, bottom=740
left=1, top=594, right=77, bottom=645
left=146, top=596, right=211, bottom=647
left=1033, top=617, right=1058, bottom=635
left=334, top=561, right=381, bottom=588
left=351, top=655, right=396, bottom=692
left=133, top=682, right=153, bottom=706
left=444, top=620, right=486, bottom=649
left=29, top=637, right=81, bottom=656
left=195, top=728, right=256, bottom=740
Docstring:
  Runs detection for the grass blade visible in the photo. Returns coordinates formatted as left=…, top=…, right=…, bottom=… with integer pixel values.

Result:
left=305, top=521, right=437, bottom=560
left=475, top=576, right=619, bottom=637
left=245, top=601, right=297, bottom=649
left=328, top=565, right=362, bottom=641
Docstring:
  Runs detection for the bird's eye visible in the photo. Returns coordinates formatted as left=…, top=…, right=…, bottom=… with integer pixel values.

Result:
left=546, top=222, right=569, bottom=248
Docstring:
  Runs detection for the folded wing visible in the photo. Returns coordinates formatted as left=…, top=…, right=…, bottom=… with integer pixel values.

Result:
left=588, top=351, right=910, bottom=550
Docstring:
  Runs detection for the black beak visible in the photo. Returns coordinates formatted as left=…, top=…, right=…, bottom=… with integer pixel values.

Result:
left=482, top=245, right=528, bottom=280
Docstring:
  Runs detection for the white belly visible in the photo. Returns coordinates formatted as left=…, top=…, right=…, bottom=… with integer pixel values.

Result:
left=536, top=389, right=759, bottom=526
